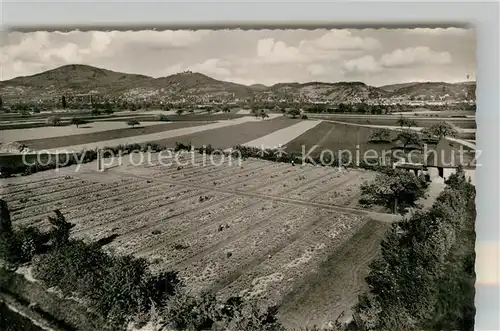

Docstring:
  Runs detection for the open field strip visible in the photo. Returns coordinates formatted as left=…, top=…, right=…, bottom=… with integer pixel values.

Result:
left=106, top=164, right=319, bottom=254
left=10, top=178, right=146, bottom=223
left=149, top=117, right=298, bottom=150
left=118, top=164, right=326, bottom=255
left=5, top=177, right=97, bottom=206
left=240, top=120, right=322, bottom=150
left=0, top=121, right=168, bottom=143
left=367, top=124, right=476, bottom=134
left=166, top=201, right=292, bottom=270
left=152, top=158, right=278, bottom=184
left=68, top=163, right=302, bottom=239
left=217, top=213, right=368, bottom=304
left=14, top=161, right=264, bottom=229
left=108, top=196, right=257, bottom=255
left=1, top=177, right=84, bottom=199
left=254, top=166, right=344, bottom=197
left=313, top=171, right=376, bottom=207
left=10, top=156, right=259, bottom=224
left=279, top=219, right=391, bottom=329
left=282, top=170, right=361, bottom=201
left=19, top=122, right=213, bottom=150
left=121, top=198, right=287, bottom=261
left=42, top=117, right=260, bottom=153
left=170, top=177, right=373, bottom=290
left=307, top=113, right=476, bottom=125
left=174, top=206, right=354, bottom=293
left=236, top=109, right=252, bottom=115
left=72, top=188, right=218, bottom=241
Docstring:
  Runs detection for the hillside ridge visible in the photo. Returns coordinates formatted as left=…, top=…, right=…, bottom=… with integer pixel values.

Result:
left=0, top=64, right=476, bottom=103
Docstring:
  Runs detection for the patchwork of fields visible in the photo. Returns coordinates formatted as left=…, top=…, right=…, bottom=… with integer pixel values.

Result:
left=1, top=153, right=399, bottom=327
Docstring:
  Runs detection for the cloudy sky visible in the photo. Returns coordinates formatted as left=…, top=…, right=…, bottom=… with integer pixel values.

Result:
left=1, top=28, right=475, bottom=86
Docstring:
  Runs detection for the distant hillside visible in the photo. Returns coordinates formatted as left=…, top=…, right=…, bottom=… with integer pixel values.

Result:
left=387, top=82, right=476, bottom=101
left=0, top=64, right=151, bottom=100
left=0, top=64, right=476, bottom=103
left=267, top=81, right=390, bottom=102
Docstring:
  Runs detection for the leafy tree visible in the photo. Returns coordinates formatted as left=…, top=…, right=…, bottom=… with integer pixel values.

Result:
left=359, top=169, right=428, bottom=214
left=70, top=117, right=87, bottom=128
left=397, top=129, right=422, bottom=152
left=62, top=95, right=67, bottom=109
left=337, top=103, right=352, bottom=113
left=369, top=128, right=392, bottom=143
left=126, top=119, right=140, bottom=128
left=421, top=122, right=457, bottom=140
left=396, top=116, right=417, bottom=129
left=288, top=108, right=301, bottom=119
left=250, top=107, right=259, bottom=118
left=354, top=172, right=475, bottom=331
left=156, top=114, right=170, bottom=121
left=104, top=102, right=113, bottom=115
left=46, top=115, right=62, bottom=126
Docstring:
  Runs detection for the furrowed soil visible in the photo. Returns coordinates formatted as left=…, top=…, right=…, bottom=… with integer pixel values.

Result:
left=1, top=154, right=399, bottom=328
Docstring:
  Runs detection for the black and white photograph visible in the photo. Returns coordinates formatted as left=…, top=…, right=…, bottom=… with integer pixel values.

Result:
left=1, top=27, right=477, bottom=331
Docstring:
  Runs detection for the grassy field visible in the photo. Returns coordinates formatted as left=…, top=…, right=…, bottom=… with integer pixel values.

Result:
left=1, top=153, right=399, bottom=327
left=18, top=122, right=213, bottom=150
left=285, top=121, right=398, bottom=159
left=150, top=117, right=299, bottom=149
left=307, top=114, right=476, bottom=129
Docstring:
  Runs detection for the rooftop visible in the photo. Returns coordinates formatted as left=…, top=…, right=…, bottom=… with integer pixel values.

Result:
left=425, top=139, right=476, bottom=169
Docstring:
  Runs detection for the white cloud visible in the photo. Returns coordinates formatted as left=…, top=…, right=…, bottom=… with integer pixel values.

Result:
left=254, top=30, right=379, bottom=66
left=256, top=38, right=305, bottom=64
left=0, top=29, right=475, bottom=86
left=300, top=29, right=380, bottom=51
left=404, top=27, right=470, bottom=35
left=189, top=58, right=231, bottom=77
left=342, top=55, right=382, bottom=73
left=307, top=64, right=326, bottom=76
left=380, top=46, right=452, bottom=67
left=0, top=30, right=209, bottom=80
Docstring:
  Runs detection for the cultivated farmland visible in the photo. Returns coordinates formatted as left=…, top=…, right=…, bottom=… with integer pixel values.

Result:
left=1, top=152, right=398, bottom=328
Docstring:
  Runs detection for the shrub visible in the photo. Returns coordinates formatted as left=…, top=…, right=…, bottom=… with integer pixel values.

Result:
left=33, top=238, right=181, bottom=329
left=301, top=114, right=308, bottom=120
left=46, top=115, right=62, bottom=126
left=126, top=119, right=140, bottom=127
left=0, top=226, right=43, bottom=264
left=156, top=114, right=170, bottom=121
left=175, top=142, right=192, bottom=152
left=70, top=117, right=88, bottom=128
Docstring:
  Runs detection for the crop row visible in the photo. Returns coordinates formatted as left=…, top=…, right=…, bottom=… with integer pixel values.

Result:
left=222, top=213, right=368, bottom=305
